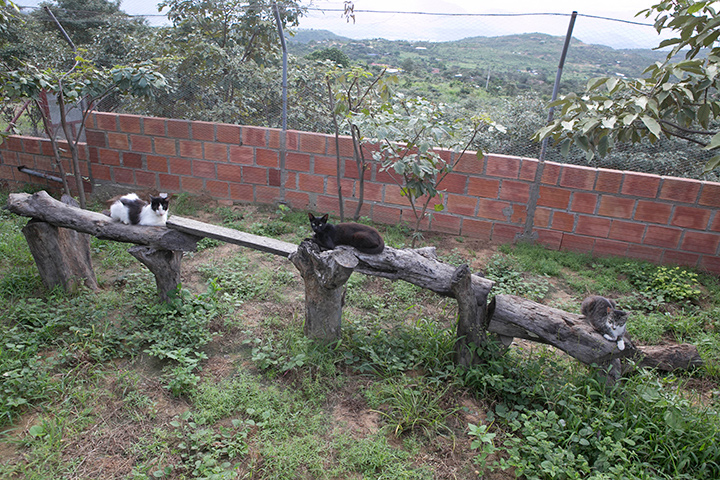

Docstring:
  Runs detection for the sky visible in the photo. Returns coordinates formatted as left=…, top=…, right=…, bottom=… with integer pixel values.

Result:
left=16, top=0, right=672, bottom=49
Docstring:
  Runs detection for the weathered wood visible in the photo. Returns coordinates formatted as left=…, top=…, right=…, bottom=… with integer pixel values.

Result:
left=128, top=246, right=183, bottom=302
left=22, top=219, right=99, bottom=292
left=635, top=344, right=704, bottom=372
left=289, top=240, right=356, bottom=343
left=451, top=264, right=487, bottom=366
left=167, top=215, right=297, bottom=257
left=336, top=244, right=494, bottom=300
left=7, top=191, right=200, bottom=251
left=488, top=294, right=634, bottom=365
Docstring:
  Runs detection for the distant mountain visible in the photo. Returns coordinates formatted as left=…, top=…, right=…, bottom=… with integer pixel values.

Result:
left=289, top=29, right=350, bottom=44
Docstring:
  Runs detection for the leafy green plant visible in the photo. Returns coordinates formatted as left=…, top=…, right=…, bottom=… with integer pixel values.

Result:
left=468, top=422, right=498, bottom=468
left=484, top=253, right=549, bottom=301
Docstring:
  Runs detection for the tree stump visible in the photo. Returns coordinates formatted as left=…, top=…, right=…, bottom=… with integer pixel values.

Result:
left=128, top=246, right=184, bottom=303
left=451, top=264, right=488, bottom=366
left=289, top=240, right=357, bottom=344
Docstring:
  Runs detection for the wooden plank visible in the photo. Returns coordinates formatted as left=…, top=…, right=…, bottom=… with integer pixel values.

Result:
left=167, top=216, right=297, bottom=258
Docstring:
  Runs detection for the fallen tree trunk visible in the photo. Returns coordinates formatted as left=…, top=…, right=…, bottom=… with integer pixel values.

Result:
left=635, top=344, right=704, bottom=372
left=6, top=191, right=200, bottom=251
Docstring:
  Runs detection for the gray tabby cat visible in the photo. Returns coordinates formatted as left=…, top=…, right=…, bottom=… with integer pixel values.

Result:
left=581, top=295, right=628, bottom=351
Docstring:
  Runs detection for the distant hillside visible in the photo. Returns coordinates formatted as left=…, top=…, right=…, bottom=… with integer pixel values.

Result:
left=288, top=30, right=666, bottom=95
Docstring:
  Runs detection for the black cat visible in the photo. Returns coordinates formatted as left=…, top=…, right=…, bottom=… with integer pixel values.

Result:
left=308, top=213, right=385, bottom=254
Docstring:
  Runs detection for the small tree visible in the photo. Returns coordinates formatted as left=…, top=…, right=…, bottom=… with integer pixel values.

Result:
left=535, top=0, right=720, bottom=174
left=1, top=56, right=167, bottom=206
left=357, top=95, right=501, bottom=246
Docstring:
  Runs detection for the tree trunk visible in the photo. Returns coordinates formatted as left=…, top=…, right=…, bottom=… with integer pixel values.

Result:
left=451, top=264, right=488, bottom=366
left=128, top=246, right=183, bottom=303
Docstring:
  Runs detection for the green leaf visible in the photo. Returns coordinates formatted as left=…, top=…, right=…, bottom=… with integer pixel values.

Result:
left=704, top=131, right=720, bottom=150
left=703, top=154, right=720, bottom=173
left=641, top=116, right=662, bottom=138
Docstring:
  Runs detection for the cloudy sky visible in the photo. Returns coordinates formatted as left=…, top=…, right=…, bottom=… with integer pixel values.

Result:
left=16, top=0, right=671, bottom=49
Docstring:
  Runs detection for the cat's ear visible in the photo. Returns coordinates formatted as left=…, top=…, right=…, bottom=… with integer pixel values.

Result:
left=606, top=306, right=612, bottom=314
left=321, top=214, right=329, bottom=222
left=308, top=213, right=315, bottom=221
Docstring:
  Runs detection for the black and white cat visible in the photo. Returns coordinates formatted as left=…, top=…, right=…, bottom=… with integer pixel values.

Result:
left=109, top=193, right=170, bottom=226
left=308, top=213, right=385, bottom=254
left=581, top=295, right=628, bottom=351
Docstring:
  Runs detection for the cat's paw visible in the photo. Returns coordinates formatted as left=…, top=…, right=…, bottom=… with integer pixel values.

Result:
left=603, top=333, right=615, bottom=341
left=617, top=338, right=625, bottom=351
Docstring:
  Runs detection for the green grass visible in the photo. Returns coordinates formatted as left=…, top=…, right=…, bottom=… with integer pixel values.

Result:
left=1, top=190, right=720, bottom=479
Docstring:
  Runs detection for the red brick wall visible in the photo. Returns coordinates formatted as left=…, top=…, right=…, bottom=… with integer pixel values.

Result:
left=2, top=112, right=719, bottom=273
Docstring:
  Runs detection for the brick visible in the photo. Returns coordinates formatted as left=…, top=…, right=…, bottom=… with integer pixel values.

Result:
left=326, top=177, right=354, bottom=196
left=107, top=132, right=129, bottom=150
left=269, top=168, right=281, bottom=187
left=468, top=177, right=500, bottom=199
left=499, top=180, right=530, bottom=203
left=285, top=191, right=310, bottom=209
left=95, top=113, right=118, bottom=131
left=167, top=119, right=190, bottom=139
left=594, top=239, right=629, bottom=258
left=596, top=168, right=623, bottom=193
left=243, top=126, right=267, bottom=147
left=384, top=185, right=409, bottom=206
left=4, top=136, right=22, bottom=151
left=671, top=206, right=711, bottom=230
left=534, top=207, right=551, bottom=228
left=700, top=255, right=720, bottom=274
left=635, top=200, right=671, bottom=224
left=284, top=171, right=297, bottom=189
left=537, top=229, right=563, bottom=250
left=256, top=186, right=281, bottom=204
left=551, top=211, right=575, bottom=232
left=431, top=213, right=461, bottom=234
left=243, top=166, right=267, bottom=184
left=538, top=186, right=571, bottom=209
left=118, top=114, right=142, bottom=134
left=169, top=157, right=192, bottom=175
left=181, top=176, right=204, bottom=193
left=576, top=215, right=611, bottom=237
left=92, top=164, right=111, bottom=181
left=285, top=130, right=299, bottom=150
left=206, top=180, right=229, bottom=197
left=372, top=205, right=403, bottom=224
left=316, top=195, right=342, bottom=215
left=193, top=160, right=216, bottom=179
left=519, top=158, right=538, bottom=181
left=441, top=173, right=467, bottom=194
left=663, top=250, right=700, bottom=268
left=644, top=225, right=682, bottom=248
left=571, top=192, right=598, bottom=214
left=85, top=130, right=106, bottom=148
left=136, top=170, right=156, bottom=188
left=609, top=220, right=645, bottom=244
left=98, top=148, right=120, bottom=166
left=541, top=161, right=561, bottom=185
left=362, top=182, right=383, bottom=202
left=461, top=218, right=493, bottom=240
left=560, top=233, right=594, bottom=253
left=659, top=177, right=701, bottom=204
left=627, top=244, right=663, bottom=263
left=256, top=148, right=279, bottom=168
left=493, top=224, right=523, bottom=243
left=267, top=129, right=281, bottom=149
left=286, top=152, right=311, bottom=172
left=485, top=154, right=520, bottom=178
left=699, top=183, right=720, bottom=207
left=560, top=165, right=596, bottom=190
left=711, top=214, right=720, bottom=232
left=230, top=183, right=254, bottom=202
left=159, top=174, right=180, bottom=191
left=217, top=124, right=241, bottom=144
left=328, top=135, right=354, bottom=158
left=204, top=143, right=228, bottom=162
left=115, top=167, right=134, bottom=184
left=217, top=164, right=243, bottom=182
left=621, top=172, right=661, bottom=198
left=453, top=151, right=484, bottom=174
left=447, top=194, right=477, bottom=216
left=344, top=159, right=371, bottom=180
left=147, top=155, right=168, bottom=173
left=130, top=135, right=153, bottom=153
left=314, top=155, right=337, bottom=176
left=478, top=198, right=513, bottom=222
left=122, top=152, right=143, bottom=169
left=299, top=132, right=327, bottom=154
left=192, top=121, right=215, bottom=141
left=144, top=117, right=166, bottom=136
left=154, top=137, right=176, bottom=156
left=681, top=231, right=720, bottom=254
left=23, top=138, right=42, bottom=155
left=179, top=140, right=203, bottom=158
left=598, top=196, right=634, bottom=219
left=375, top=167, right=399, bottom=185
left=229, top=145, right=254, bottom=165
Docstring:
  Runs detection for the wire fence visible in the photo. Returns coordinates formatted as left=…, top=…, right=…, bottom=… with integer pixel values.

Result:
left=5, top=4, right=718, bottom=182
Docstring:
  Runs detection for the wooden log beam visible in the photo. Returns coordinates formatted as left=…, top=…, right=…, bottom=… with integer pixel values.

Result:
left=6, top=191, right=200, bottom=251
left=488, top=294, right=634, bottom=365
left=167, top=215, right=297, bottom=257
left=128, top=246, right=184, bottom=302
